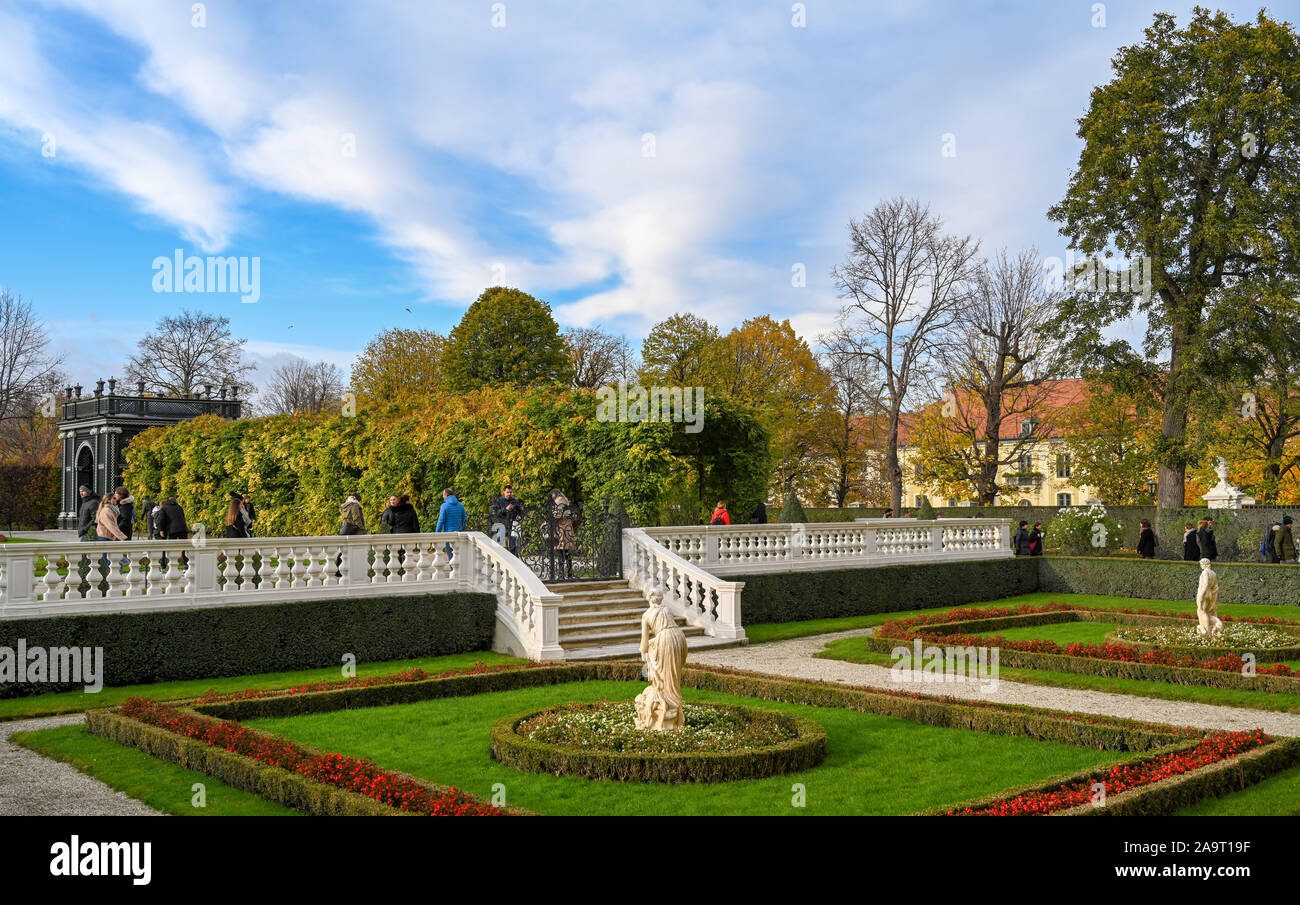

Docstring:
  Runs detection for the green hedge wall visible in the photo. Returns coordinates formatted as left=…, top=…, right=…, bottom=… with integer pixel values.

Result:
left=737, top=557, right=1040, bottom=624
left=0, top=592, right=495, bottom=697
left=1037, top=556, right=1300, bottom=607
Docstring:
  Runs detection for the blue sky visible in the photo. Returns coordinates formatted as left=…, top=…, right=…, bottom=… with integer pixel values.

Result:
left=0, top=0, right=1280, bottom=394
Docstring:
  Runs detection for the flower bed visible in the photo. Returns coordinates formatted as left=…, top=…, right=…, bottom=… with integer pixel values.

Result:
left=944, top=731, right=1271, bottom=816
left=1112, top=622, right=1300, bottom=653
left=114, top=697, right=509, bottom=816
left=491, top=700, right=827, bottom=782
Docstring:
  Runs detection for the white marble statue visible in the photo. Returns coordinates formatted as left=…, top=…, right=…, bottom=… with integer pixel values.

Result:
left=635, top=591, right=688, bottom=731
left=1196, top=558, right=1223, bottom=639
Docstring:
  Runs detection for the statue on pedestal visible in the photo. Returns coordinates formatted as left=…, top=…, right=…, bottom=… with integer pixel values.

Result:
left=635, top=591, right=688, bottom=731
left=1196, top=558, right=1223, bottom=639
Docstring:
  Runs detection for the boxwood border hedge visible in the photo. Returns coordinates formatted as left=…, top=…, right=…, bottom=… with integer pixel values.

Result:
left=490, top=701, right=828, bottom=783
left=85, top=660, right=1281, bottom=815
left=0, top=591, right=496, bottom=697
left=1038, top=556, right=1300, bottom=607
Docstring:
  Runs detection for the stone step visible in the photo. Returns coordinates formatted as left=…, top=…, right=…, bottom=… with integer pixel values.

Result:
left=557, top=597, right=645, bottom=613
left=558, top=606, right=646, bottom=625
left=560, top=623, right=705, bottom=650
left=546, top=580, right=628, bottom=593
left=552, top=587, right=644, bottom=604
left=562, top=634, right=749, bottom=661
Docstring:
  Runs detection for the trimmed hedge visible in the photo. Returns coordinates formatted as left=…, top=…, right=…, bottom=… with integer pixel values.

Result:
left=924, top=736, right=1300, bottom=817
left=738, top=557, right=1039, bottom=624
left=490, top=702, right=828, bottom=782
left=197, top=661, right=1192, bottom=753
left=0, top=592, right=496, bottom=697
left=1038, top=556, right=1300, bottom=607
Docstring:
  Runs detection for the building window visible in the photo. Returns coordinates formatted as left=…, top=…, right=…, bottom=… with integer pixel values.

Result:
left=1056, top=453, right=1071, bottom=479
left=915, top=495, right=924, bottom=507
left=1020, top=418, right=1038, bottom=438
left=1018, top=453, right=1033, bottom=472
left=1057, top=493, right=1072, bottom=507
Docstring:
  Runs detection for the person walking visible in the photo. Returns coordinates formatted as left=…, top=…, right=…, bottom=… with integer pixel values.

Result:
left=1136, top=518, right=1157, bottom=559
left=748, top=500, right=768, bottom=524
left=224, top=491, right=249, bottom=539
left=76, top=485, right=99, bottom=541
left=138, top=495, right=155, bottom=539
left=709, top=500, right=731, bottom=525
left=381, top=494, right=420, bottom=533
left=1182, top=522, right=1200, bottom=561
left=93, top=493, right=126, bottom=572
left=1197, top=517, right=1218, bottom=562
left=1028, top=521, right=1044, bottom=556
left=490, top=486, right=524, bottom=555
left=1265, top=523, right=1282, bottom=563
left=1014, top=520, right=1032, bottom=556
left=155, top=498, right=188, bottom=539
left=435, top=488, right=467, bottom=559
left=242, top=495, right=256, bottom=537
left=1277, top=516, right=1297, bottom=563
left=113, top=486, right=135, bottom=540
left=548, top=490, right=578, bottom=580
left=340, top=492, right=366, bottom=535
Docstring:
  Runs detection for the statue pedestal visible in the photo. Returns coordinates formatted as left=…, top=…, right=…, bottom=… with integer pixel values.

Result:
left=1202, top=483, right=1255, bottom=510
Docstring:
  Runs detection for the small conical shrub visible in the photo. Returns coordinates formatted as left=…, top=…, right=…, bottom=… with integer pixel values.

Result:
left=778, top=492, right=808, bottom=523
left=914, top=496, right=936, bottom=520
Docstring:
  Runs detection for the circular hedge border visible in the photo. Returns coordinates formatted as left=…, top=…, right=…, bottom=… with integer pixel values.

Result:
left=490, top=701, right=828, bottom=783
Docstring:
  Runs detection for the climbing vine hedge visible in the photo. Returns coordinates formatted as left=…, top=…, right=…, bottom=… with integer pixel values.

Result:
left=121, top=386, right=770, bottom=536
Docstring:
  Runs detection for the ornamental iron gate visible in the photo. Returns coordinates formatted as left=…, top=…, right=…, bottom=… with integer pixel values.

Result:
left=465, top=495, right=629, bottom=583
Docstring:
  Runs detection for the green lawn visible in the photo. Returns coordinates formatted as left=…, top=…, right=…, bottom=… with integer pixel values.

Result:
left=0, top=650, right=524, bottom=722
left=818, top=637, right=1300, bottom=713
left=1174, top=762, right=1300, bottom=816
left=744, top=592, right=1300, bottom=644
left=247, top=679, right=1123, bottom=816
left=11, top=724, right=298, bottom=816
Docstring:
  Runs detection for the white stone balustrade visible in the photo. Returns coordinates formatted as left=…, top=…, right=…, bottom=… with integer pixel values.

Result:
left=0, top=531, right=565, bottom=661
left=624, top=528, right=745, bottom=641
left=642, top=518, right=1013, bottom=576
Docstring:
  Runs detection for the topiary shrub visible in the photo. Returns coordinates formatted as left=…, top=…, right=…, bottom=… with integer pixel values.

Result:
left=913, top=496, right=936, bottom=520
left=778, top=492, right=808, bottom=523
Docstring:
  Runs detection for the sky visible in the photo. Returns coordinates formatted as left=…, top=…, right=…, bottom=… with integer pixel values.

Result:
left=0, top=0, right=1281, bottom=394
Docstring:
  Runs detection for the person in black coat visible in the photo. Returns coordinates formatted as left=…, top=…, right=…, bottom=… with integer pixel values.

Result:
left=243, top=495, right=256, bottom=536
left=139, top=496, right=156, bottom=538
left=1182, top=522, right=1200, bottom=561
left=1014, top=520, right=1032, bottom=555
left=1198, top=517, right=1218, bottom=561
left=1136, top=518, right=1157, bottom=558
left=749, top=501, right=768, bottom=524
left=155, top=498, right=189, bottom=539
left=489, top=487, right=525, bottom=554
left=113, top=486, right=135, bottom=540
left=1028, top=522, right=1044, bottom=556
left=382, top=495, right=421, bottom=533
left=76, top=485, right=100, bottom=540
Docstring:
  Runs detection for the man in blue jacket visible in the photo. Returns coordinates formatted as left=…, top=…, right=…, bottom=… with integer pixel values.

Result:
left=435, top=488, right=467, bottom=557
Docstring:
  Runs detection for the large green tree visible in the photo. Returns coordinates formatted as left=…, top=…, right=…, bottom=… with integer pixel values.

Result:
left=638, top=313, right=720, bottom=386
left=441, top=287, right=572, bottom=391
left=1048, top=9, right=1300, bottom=508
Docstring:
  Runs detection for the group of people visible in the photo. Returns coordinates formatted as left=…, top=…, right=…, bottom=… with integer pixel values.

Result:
left=1014, top=520, right=1045, bottom=556
left=706, top=500, right=769, bottom=525
left=76, top=485, right=192, bottom=542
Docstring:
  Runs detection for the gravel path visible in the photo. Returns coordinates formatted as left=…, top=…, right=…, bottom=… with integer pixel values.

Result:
left=690, top=629, right=1300, bottom=737
left=0, top=715, right=161, bottom=816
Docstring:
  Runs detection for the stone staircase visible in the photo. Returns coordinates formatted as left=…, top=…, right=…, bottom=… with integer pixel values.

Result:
left=551, top=579, right=748, bottom=661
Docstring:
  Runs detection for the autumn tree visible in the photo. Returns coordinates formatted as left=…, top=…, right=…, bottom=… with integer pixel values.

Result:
left=1059, top=375, right=1162, bottom=505
left=932, top=248, right=1069, bottom=503
left=639, top=313, right=720, bottom=387
left=126, top=309, right=253, bottom=397
left=829, top=197, right=980, bottom=511
left=1048, top=9, right=1300, bottom=508
left=565, top=326, right=637, bottom=388
left=442, top=287, right=572, bottom=391
left=351, top=327, right=446, bottom=404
